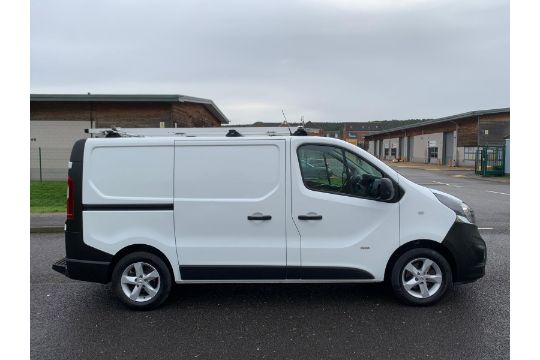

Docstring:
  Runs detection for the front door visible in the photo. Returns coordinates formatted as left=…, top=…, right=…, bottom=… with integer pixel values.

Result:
left=291, top=139, right=400, bottom=280
left=174, top=139, right=287, bottom=280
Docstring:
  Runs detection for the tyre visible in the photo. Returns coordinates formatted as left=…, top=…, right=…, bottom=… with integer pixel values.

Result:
left=111, top=251, right=172, bottom=310
left=390, top=248, right=452, bottom=306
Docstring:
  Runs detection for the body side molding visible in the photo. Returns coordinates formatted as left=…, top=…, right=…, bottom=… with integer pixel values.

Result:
left=180, top=265, right=374, bottom=280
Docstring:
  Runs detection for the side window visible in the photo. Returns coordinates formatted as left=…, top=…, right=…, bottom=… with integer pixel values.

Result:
left=298, top=145, right=347, bottom=192
left=297, top=144, right=384, bottom=199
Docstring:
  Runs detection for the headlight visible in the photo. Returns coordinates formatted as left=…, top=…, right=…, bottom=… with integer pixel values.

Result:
left=433, top=192, right=475, bottom=224
left=460, top=202, right=475, bottom=224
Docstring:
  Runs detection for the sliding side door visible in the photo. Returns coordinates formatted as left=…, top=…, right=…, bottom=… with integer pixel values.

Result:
left=174, top=139, right=287, bottom=280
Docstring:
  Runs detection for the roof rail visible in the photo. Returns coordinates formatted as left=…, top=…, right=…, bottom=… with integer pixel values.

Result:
left=85, top=126, right=312, bottom=138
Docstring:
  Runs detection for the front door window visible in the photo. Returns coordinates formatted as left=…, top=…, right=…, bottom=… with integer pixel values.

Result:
left=297, top=144, right=384, bottom=200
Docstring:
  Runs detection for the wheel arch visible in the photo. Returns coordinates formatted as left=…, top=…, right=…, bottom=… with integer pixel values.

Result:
left=384, top=240, right=456, bottom=282
left=108, top=244, right=176, bottom=283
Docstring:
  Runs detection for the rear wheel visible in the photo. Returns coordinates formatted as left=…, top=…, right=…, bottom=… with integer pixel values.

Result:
left=111, top=252, right=172, bottom=310
left=390, top=248, right=452, bottom=306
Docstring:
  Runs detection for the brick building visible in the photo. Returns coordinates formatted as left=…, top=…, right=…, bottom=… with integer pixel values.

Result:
left=341, top=122, right=383, bottom=147
left=364, top=108, right=510, bottom=167
left=30, top=94, right=229, bottom=179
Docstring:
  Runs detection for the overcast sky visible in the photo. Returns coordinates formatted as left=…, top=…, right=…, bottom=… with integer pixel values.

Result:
left=31, top=0, right=509, bottom=124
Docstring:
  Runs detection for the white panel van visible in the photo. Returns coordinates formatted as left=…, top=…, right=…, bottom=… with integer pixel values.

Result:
left=53, top=130, right=486, bottom=310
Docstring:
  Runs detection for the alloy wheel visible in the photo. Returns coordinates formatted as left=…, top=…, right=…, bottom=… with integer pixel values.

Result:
left=401, top=257, right=443, bottom=299
left=120, top=261, right=161, bottom=303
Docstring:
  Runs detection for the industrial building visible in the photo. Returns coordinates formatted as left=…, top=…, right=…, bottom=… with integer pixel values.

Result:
left=30, top=94, right=229, bottom=180
left=341, top=122, right=384, bottom=147
left=248, top=121, right=384, bottom=146
left=364, top=108, right=510, bottom=167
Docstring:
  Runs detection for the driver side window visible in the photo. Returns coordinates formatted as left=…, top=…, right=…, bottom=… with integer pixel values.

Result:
left=297, top=144, right=384, bottom=199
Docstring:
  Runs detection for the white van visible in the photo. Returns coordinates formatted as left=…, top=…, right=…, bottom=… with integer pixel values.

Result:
left=52, top=128, right=486, bottom=310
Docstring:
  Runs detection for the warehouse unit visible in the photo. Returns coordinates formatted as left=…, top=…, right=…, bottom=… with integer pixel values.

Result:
left=365, top=108, right=510, bottom=167
left=30, top=94, right=229, bottom=180
left=341, top=122, right=382, bottom=147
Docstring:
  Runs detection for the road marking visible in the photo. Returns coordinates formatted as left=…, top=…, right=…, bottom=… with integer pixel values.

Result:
left=486, top=190, right=510, bottom=196
left=478, top=227, right=494, bottom=230
left=431, top=181, right=464, bottom=188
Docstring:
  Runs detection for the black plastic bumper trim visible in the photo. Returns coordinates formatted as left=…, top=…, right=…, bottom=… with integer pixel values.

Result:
left=65, top=231, right=113, bottom=262
left=293, top=266, right=374, bottom=280
left=180, top=265, right=286, bottom=280
left=180, top=265, right=374, bottom=280
left=442, top=221, right=487, bottom=283
left=52, top=256, right=111, bottom=284
left=52, top=257, right=67, bottom=275
left=61, top=258, right=111, bottom=284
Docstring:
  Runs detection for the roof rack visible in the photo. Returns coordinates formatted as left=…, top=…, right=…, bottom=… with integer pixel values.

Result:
left=85, top=126, right=311, bottom=138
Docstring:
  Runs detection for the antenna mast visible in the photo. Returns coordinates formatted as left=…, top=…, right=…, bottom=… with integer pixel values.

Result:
left=281, top=109, right=292, bottom=135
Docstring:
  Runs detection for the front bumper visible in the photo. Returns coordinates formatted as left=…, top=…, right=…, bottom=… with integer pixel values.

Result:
left=442, top=221, right=487, bottom=283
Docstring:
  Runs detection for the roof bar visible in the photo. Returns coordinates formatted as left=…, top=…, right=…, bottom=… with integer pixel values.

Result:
left=85, top=126, right=309, bottom=138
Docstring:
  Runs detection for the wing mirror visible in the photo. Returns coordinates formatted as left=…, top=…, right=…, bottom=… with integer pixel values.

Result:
left=374, top=178, right=395, bottom=201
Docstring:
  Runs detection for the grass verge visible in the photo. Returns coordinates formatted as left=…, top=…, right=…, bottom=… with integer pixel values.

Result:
left=30, top=181, right=66, bottom=213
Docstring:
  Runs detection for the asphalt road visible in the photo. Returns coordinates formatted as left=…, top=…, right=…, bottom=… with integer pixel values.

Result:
left=31, top=167, right=509, bottom=360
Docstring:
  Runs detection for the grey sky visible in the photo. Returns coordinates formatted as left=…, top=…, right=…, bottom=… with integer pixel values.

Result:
left=31, top=0, right=509, bottom=124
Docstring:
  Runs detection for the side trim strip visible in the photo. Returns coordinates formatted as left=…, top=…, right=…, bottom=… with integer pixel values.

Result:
left=180, top=265, right=374, bottom=280
left=83, top=204, right=174, bottom=211
left=295, top=266, right=374, bottom=280
left=180, top=265, right=286, bottom=280
left=66, top=258, right=111, bottom=265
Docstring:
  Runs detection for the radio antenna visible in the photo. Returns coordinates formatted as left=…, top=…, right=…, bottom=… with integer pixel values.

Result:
left=281, top=109, right=292, bottom=135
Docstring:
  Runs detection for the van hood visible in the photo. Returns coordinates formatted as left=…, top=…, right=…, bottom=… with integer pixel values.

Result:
left=429, top=188, right=475, bottom=224
left=428, top=188, right=464, bottom=204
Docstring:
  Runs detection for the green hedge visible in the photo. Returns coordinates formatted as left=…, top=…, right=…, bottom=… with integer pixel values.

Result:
left=30, top=181, right=66, bottom=213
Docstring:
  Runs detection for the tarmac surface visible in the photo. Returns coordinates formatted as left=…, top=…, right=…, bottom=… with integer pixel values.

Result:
left=31, top=167, right=509, bottom=359
left=30, top=213, right=65, bottom=233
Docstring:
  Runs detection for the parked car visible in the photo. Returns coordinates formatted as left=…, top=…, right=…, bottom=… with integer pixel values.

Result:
left=53, top=131, right=486, bottom=310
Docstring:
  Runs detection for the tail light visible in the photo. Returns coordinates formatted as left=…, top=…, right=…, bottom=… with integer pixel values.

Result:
left=67, top=176, right=75, bottom=220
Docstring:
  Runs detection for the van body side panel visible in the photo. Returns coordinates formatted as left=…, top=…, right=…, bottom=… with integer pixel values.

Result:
left=174, top=140, right=287, bottom=279
left=82, top=210, right=178, bottom=279
left=397, top=174, right=456, bottom=245
left=83, top=138, right=174, bottom=205
left=80, top=139, right=180, bottom=281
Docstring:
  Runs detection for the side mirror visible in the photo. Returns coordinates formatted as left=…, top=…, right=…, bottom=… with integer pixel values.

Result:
left=375, top=178, right=395, bottom=201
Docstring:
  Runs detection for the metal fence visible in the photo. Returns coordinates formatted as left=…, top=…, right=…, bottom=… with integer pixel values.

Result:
left=475, top=146, right=506, bottom=177
left=30, top=147, right=72, bottom=181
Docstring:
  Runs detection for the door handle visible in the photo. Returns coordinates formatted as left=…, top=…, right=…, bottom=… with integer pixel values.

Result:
left=247, top=214, right=272, bottom=221
left=298, top=214, right=323, bottom=220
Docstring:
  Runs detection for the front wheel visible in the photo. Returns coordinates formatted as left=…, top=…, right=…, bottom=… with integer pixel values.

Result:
left=111, top=252, right=172, bottom=310
left=390, top=248, right=452, bottom=306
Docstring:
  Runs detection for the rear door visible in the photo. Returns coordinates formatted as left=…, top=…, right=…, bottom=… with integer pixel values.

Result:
left=174, top=139, right=287, bottom=280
